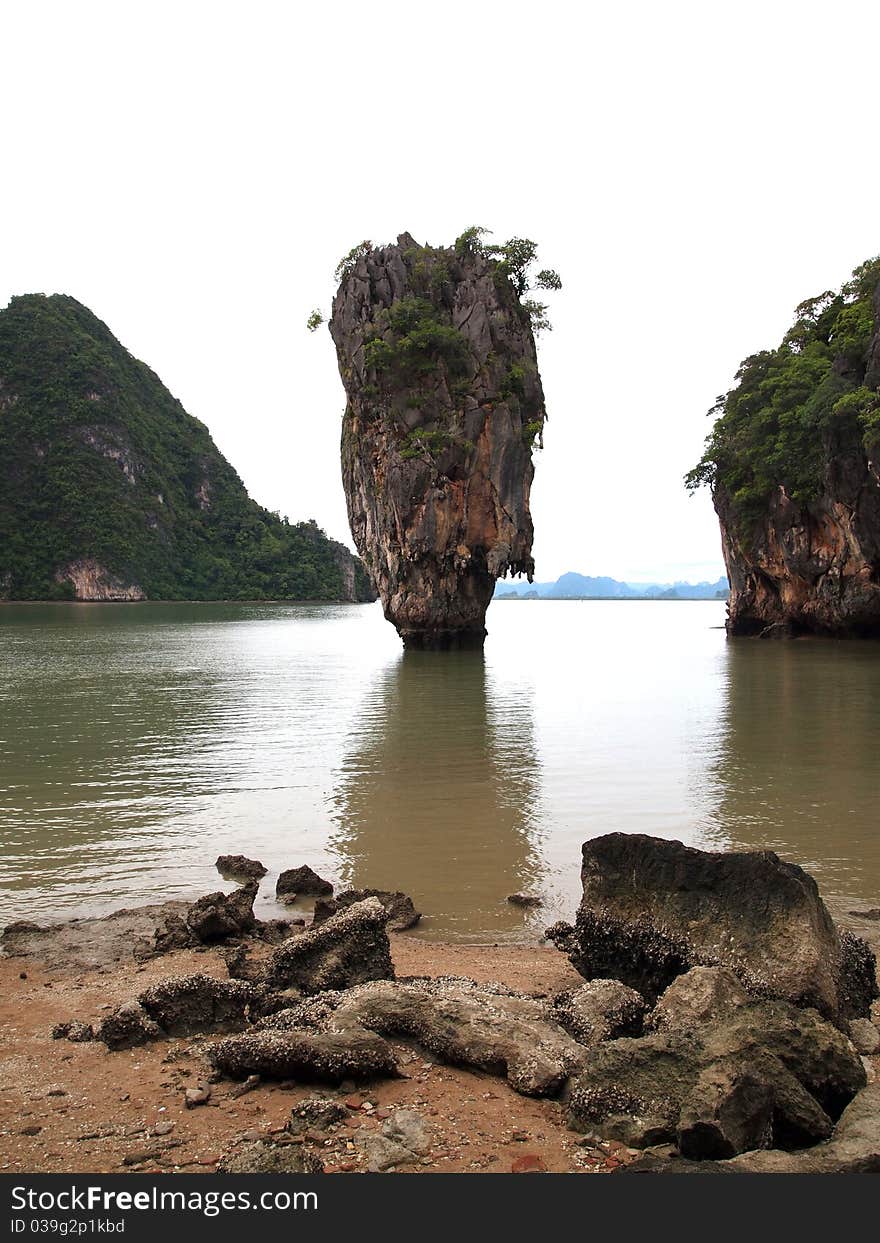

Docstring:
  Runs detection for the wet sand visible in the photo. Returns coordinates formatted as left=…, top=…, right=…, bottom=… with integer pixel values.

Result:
left=0, top=931, right=638, bottom=1175
left=1, top=902, right=877, bottom=1176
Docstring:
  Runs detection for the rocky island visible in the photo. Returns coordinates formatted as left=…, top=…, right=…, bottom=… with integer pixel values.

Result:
left=328, top=230, right=557, bottom=647
left=0, top=294, right=373, bottom=602
left=688, top=257, right=880, bottom=636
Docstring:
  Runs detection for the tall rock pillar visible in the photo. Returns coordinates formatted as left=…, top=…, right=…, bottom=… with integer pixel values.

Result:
left=330, top=233, right=546, bottom=648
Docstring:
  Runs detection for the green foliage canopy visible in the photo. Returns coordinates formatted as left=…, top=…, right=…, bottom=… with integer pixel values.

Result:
left=453, top=227, right=562, bottom=332
left=686, top=258, right=880, bottom=528
left=363, top=296, right=468, bottom=381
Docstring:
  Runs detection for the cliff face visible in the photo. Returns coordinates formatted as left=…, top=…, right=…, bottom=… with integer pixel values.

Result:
left=0, top=294, right=373, bottom=602
left=716, top=437, right=880, bottom=636
left=690, top=260, right=880, bottom=637
left=330, top=233, right=545, bottom=647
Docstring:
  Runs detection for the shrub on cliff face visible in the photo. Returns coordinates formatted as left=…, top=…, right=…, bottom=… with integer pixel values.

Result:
left=316, top=230, right=559, bottom=472
left=363, top=297, right=469, bottom=382
left=334, top=241, right=372, bottom=283
left=686, top=257, right=880, bottom=528
left=454, top=228, right=561, bottom=333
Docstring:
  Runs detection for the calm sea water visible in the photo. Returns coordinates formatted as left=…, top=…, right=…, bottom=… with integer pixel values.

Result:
left=0, top=599, right=878, bottom=940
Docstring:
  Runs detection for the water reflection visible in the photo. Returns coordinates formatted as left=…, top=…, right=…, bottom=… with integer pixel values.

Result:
left=329, top=649, right=543, bottom=939
left=709, top=638, right=880, bottom=905
left=0, top=606, right=225, bottom=898
left=2, top=600, right=878, bottom=935
left=0, top=601, right=387, bottom=917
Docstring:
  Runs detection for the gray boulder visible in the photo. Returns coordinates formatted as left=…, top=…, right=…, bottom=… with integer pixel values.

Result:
left=264, top=897, right=393, bottom=993
left=553, top=979, right=646, bottom=1044
left=547, top=834, right=877, bottom=1024
left=276, top=866, right=333, bottom=900
left=355, top=1109, right=434, bottom=1171
left=567, top=999, right=866, bottom=1159
left=186, top=883, right=258, bottom=942
left=312, top=888, right=421, bottom=931
left=624, top=1080, right=880, bottom=1173
left=649, top=966, right=751, bottom=1032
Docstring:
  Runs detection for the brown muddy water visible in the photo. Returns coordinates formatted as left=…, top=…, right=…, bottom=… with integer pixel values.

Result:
left=0, top=599, right=878, bottom=940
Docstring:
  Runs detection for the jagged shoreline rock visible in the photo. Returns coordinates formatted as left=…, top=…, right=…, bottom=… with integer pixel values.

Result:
left=275, top=865, right=334, bottom=901
left=215, top=855, right=268, bottom=881
left=263, top=897, right=394, bottom=993
left=329, top=233, right=546, bottom=648
left=566, top=998, right=865, bottom=1157
left=546, top=833, right=878, bottom=1025
left=313, top=889, right=421, bottom=932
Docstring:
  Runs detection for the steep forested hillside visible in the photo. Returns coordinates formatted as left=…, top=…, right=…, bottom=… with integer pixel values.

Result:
left=0, top=294, right=373, bottom=602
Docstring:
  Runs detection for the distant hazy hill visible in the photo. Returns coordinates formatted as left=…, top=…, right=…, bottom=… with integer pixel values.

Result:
left=494, top=571, right=729, bottom=600
left=0, top=294, right=374, bottom=602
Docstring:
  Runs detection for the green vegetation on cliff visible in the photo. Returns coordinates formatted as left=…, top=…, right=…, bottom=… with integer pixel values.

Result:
left=686, top=258, right=880, bottom=527
left=0, top=294, right=373, bottom=601
left=323, top=230, right=558, bottom=472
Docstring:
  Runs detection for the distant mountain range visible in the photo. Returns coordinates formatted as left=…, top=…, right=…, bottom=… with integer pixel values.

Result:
left=494, top=571, right=729, bottom=601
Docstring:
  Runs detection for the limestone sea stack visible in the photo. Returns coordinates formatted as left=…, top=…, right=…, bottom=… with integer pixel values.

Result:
left=329, top=232, right=549, bottom=648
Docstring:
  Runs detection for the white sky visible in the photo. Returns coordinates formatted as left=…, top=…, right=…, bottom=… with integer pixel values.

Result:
left=2, top=0, right=878, bottom=584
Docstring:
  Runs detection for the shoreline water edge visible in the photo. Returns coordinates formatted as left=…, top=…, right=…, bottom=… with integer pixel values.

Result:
left=1, top=838, right=877, bottom=1177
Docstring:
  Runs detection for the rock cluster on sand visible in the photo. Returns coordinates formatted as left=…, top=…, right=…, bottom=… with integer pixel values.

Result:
left=43, top=835, right=880, bottom=1172
left=542, top=833, right=878, bottom=1164
left=567, top=988, right=863, bottom=1157
left=90, top=897, right=397, bottom=1053
left=214, top=976, right=592, bottom=1096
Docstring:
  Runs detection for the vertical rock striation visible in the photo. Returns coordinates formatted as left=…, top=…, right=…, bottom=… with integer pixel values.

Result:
left=715, top=439, right=880, bottom=637
left=330, top=233, right=546, bottom=648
